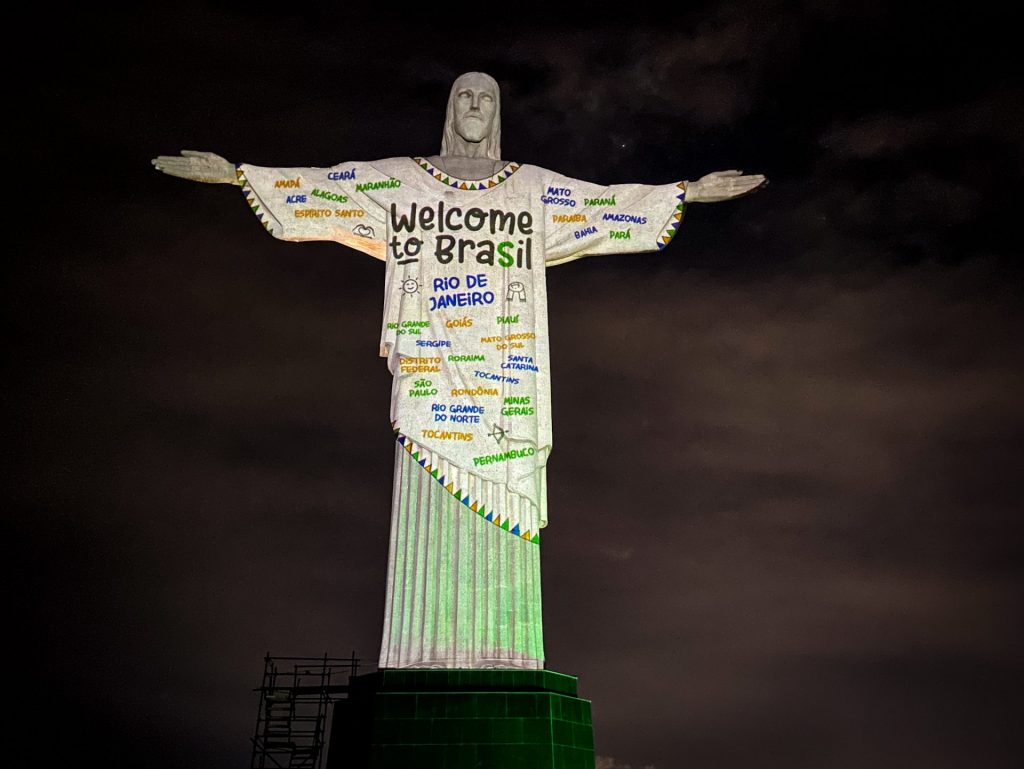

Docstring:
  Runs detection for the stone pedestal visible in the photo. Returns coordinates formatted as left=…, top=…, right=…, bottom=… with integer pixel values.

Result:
left=327, top=669, right=594, bottom=769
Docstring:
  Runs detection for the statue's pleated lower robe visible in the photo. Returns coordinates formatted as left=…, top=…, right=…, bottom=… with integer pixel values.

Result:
left=379, top=435, right=545, bottom=669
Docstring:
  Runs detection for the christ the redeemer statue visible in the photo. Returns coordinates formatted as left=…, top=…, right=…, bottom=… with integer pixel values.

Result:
left=153, top=72, right=765, bottom=671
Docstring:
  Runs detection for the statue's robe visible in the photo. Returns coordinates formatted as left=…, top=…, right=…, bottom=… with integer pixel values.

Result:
left=238, top=157, right=686, bottom=669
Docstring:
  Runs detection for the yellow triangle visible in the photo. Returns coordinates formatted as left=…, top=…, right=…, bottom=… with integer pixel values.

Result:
left=662, top=235, right=672, bottom=244
left=673, top=212, right=682, bottom=221
left=470, top=502, right=478, bottom=512
left=493, top=516, right=502, bottom=527
left=521, top=531, right=531, bottom=540
left=424, top=464, right=432, bottom=473
left=459, top=182, right=468, bottom=190
left=404, top=443, right=414, bottom=453
left=445, top=483, right=455, bottom=493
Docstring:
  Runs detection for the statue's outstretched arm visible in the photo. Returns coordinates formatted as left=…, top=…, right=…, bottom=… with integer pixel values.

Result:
left=155, top=152, right=390, bottom=261
left=542, top=166, right=768, bottom=267
left=684, top=170, right=767, bottom=203
left=151, top=150, right=239, bottom=185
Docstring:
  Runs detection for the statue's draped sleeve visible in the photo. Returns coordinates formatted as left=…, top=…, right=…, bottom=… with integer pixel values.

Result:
left=539, top=170, right=688, bottom=266
left=235, top=161, right=393, bottom=260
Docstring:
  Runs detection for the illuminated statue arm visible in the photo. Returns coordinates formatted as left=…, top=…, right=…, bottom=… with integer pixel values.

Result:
left=543, top=167, right=767, bottom=266
left=684, top=170, right=767, bottom=203
left=152, top=151, right=391, bottom=260
left=151, top=151, right=239, bottom=184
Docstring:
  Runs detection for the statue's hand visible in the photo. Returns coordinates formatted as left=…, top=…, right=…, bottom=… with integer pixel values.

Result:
left=685, top=170, right=767, bottom=203
left=151, top=150, right=239, bottom=185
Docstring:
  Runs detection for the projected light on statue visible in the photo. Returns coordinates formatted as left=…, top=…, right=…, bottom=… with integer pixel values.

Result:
left=154, top=70, right=765, bottom=769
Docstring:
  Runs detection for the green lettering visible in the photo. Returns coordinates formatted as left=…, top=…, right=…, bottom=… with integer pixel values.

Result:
left=497, top=241, right=514, bottom=268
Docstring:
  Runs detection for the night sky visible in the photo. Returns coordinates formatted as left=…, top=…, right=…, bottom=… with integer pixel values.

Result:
left=11, top=3, right=1023, bottom=768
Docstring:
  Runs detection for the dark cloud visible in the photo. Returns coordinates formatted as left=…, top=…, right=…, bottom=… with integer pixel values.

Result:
left=10, top=2, right=1024, bottom=769
left=820, top=90, right=1024, bottom=164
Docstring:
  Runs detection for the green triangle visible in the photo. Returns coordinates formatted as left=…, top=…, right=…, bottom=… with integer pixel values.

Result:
left=411, top=451, right=419, bottom=461
left=531, top=534, right=540, bottom=544
left=501, top=519, right=510, bottom=531
left=431, top=468, right=439, bottom=478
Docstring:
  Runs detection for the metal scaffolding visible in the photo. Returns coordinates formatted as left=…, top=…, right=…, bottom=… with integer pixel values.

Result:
left=250, top=653, right=359, bottom=769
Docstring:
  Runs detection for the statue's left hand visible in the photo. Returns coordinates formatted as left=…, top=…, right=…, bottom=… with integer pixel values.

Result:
left=685, top=170, right=767, bottom=203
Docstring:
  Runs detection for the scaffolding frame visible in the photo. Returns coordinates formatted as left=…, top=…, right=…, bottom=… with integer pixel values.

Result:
left=250, top=653, right=359, bottom=769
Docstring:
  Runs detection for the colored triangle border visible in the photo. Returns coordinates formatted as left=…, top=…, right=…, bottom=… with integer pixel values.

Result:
left=395, top=430, right=539, bottom=545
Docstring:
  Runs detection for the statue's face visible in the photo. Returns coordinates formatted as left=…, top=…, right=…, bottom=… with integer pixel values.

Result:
left=452, top=74, right=497, bottom=144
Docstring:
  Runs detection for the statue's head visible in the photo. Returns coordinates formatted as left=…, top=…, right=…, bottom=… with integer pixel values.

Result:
left=441, top=72, right=501, bottom=160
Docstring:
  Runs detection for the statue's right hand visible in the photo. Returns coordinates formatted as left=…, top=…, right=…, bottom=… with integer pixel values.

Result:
left=151, top=150, right=238, bottom=184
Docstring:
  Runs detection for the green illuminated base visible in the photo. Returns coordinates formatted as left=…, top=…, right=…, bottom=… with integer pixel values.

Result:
left=327, top=669, right=594, bottom=769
